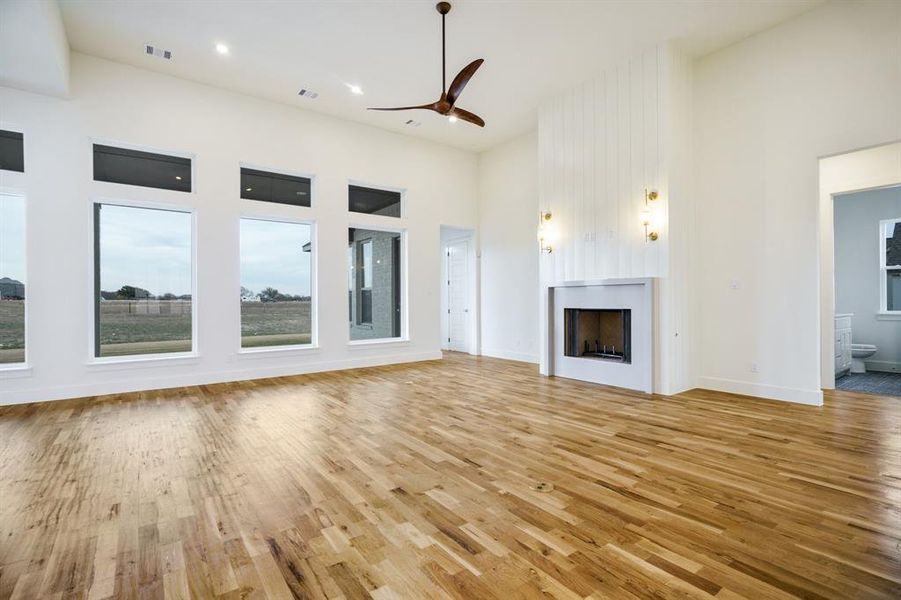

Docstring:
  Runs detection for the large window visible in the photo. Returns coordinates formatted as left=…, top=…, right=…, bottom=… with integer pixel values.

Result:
left=348, top=185, right=401, bottom=218
left=881, top=218, right=901, bottom=313
left=94, top=203, right=193, bottom=357
left=240, top=218, right=313, bottom=348
left=348, top=228, right=402, bottom=341
left=0, top=194, right=26, bottom=364
left=93, top=144, right=192, bottom=192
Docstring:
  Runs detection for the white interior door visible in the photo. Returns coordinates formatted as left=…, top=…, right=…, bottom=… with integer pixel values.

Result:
left=446, top=240, right=469, bottom=352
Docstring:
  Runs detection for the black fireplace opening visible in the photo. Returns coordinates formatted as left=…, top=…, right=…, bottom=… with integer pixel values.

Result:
left=564, top=308, right=631, bottom=363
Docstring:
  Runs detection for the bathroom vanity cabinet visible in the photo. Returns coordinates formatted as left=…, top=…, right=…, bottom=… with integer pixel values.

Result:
left=835, top=314, right=853, bottom=376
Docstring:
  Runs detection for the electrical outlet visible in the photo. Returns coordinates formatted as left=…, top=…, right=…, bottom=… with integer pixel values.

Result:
left=750, top=362, right=759, bottom=373
left=730, top=279, right=741, bottom=290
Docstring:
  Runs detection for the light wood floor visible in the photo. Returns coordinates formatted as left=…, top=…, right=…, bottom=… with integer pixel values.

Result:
left=1, top=353, right=899, bottom=599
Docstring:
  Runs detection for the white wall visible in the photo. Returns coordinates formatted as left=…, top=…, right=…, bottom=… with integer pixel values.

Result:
left=478, top=132, right=539, bottom=363
left=834, top=186, right=901, bottom=372
left=0, top=0, right=69, bottom=97
left=0, top=53, right=478, bottom=405
left=693, top=0, right=901, bottom=405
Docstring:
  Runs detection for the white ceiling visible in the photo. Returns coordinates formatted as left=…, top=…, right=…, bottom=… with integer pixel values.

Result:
left=58, top=0, right=820, bottom=152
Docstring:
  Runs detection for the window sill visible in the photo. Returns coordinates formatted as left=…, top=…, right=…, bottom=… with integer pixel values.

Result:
left=876, top=312, right=901, bottom=321
left=86, top=352, right=200, bottom=369
left=348, top=338, right=410, bottom=348
left=237, top=345, right=319, bottom=358
left=0, top=364, right=32, bottom=378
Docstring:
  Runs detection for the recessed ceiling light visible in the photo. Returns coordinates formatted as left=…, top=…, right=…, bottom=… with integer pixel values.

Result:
left=215, top=43, right=230, bottom=55
left=448, top=115, right=458, bottom=123
left=347, top=84, right=364, bottom=96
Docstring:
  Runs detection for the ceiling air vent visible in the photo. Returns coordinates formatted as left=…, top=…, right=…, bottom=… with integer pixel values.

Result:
left=145, top=45, right=172, bottom=60
left=298, top=89, right=319, bottom=99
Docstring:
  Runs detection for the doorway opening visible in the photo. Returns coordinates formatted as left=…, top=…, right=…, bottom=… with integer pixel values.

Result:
left=440, top=226, right=477, bottom=354
left=819, top=142, right=901, bottom=397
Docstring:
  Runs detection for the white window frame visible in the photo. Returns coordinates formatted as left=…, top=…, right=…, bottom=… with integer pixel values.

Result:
left=347, top=223, right=408, bottom=346
left=237, top=214, right=318, bottom=354
left=879, top=217, right=901, bottom=315
left=88, top=198, right=198, bottom=365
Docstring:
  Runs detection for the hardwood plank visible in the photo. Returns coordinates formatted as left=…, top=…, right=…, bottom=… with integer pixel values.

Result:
left=1, top=353, right=899, bottom=598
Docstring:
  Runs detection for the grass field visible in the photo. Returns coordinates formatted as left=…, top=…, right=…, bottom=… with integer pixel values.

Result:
left=0, top=300, right=24, bottom=364
left=241, top=301, right=311, bottom=348
left=0, top=299, right=313, bottom=360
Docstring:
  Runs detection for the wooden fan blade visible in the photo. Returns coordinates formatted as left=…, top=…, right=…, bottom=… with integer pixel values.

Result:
left=446, top=59, right=483, bottom=106
left=449, top=107, right=485, bottom=127
left=368, top=102, right=441, bottom=112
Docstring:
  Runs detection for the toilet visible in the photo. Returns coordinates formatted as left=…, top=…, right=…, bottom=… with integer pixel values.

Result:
left=851, top=344, right=877, bottom=374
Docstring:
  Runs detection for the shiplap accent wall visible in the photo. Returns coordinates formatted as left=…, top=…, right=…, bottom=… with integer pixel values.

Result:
left=538, top=46, right=665, bottom=284
left=537, top=44, right=695, bottom=395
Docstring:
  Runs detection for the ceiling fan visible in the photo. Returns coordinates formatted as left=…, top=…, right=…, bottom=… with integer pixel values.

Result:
left=368, top=2, right=485, bottom=127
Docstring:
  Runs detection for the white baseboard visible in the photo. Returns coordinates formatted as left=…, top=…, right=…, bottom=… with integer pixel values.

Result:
left=697, top=376, right=824, bottom=406
left=0, top=351, right=443, bottom=406
left=865, top=360, right=901, bottom=373
left=481, top=348, right=539, bottom=364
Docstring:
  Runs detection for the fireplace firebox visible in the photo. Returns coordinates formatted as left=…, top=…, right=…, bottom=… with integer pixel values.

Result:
left=564, top=308, right=631, bottom=363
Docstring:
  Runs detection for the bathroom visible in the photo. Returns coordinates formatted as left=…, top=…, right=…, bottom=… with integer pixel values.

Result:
left=833, top=185, right=901, bottom=396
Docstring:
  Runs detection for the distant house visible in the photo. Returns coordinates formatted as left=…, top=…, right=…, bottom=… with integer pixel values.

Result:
left=0, top=277, right=25, bottom=299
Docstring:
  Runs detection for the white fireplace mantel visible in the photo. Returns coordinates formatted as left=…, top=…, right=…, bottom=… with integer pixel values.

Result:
left=543, top=278, right=655, bottom=393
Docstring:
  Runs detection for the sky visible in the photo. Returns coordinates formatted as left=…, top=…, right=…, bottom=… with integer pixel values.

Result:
left=0, top=194, right=26, bottom=284
left=240, top=218, right=312, bottom=296
left=100, top=204, right=192, bottom=296
left=99, top=207, right=313, bottom=297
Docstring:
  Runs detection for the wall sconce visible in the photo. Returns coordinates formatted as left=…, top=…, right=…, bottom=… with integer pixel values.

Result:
left=640, top=189, right=659, bottom=242
left=537, top=210, right=554, bottom=253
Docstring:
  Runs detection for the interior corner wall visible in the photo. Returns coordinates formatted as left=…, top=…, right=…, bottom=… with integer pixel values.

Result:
left=0, top=52, right=479, bottom=405
left=693, top=0, right=901, bottom=405
left=477, top=132, right=539, bottom=363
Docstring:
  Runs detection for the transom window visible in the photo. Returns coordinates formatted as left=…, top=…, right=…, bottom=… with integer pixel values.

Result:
left=348, top=185, right=401, bottom=218
left=0, top=130, right=24, bottom=172
left=241, top=167, right=311, bottom=207
left=93, top=144, right=192, bottom=192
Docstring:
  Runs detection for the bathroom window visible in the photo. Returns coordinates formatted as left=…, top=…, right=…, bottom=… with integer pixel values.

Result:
left=881, top=218, right=901, bottom=313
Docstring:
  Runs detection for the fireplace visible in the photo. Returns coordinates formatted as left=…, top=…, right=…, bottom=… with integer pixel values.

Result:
left=564, top=309, right=631, bottom=363
left=545, top=278, right=653, bottom=393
